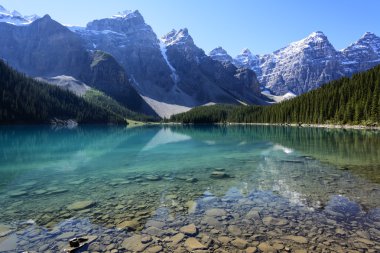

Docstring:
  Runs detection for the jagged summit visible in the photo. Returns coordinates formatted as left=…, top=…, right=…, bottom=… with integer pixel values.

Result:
left=209, top=46, right=229, bottom=56
left=361, top=32, right=378, bottom=39
left=209, top=47, right=233, bottom=62
left=0, top=5, right=39, bottom=25
left=111, top=10, right=142, bottom=20
left=161, top=28, right=193, bottom=46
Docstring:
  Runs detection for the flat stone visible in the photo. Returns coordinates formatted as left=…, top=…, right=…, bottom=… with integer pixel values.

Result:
left=217, top=236, right=231, bottom=244
left=186, top=201, right=198, bottom=214
left=0, top=225, right=13, bottom=237
left=145, top=175, right=162, bottom=181
left=210, top=171, right=230, bottom=179
left=202, top=216, right=223, bottom=228
left=262, top=216, right=288, bottom=226
left=272, top=242, right=284, bottom=250
left=228, top=225, right=242, bottom=236
left=355, top=237, right=375, bottom=245
left=34, top=189, right=48, bottom=195
left=145, top=227, right=165, bottom=237
left=117, top=220, right=140, bottom=231
left=8, top=190, right=28, bottom=197
left=258, top=242, right=276, bottom=253
left=67, top=200, right=95, bottom=211
left=170, top=233, right=185, bottom=245
left=145, top=220, right=165, bottom=229
left=186, top=177, right=198, bottom=183
left=122, top=235, right=149, bottom=252
left=246, top=247, right=257, bottom=253
left=246, top=210, right=260, bottom=220
left=146, top=245, right=163, bottom=253
left=205, top=208, right=227, bottom=217
left=141, top=236, right=152, bottom=243
left=0, top=234, right=17, bottom=251
left=184, top=238, right=206, bottom=251
left=282, top=235, right=308, bottom=244
left=294, top=250, right=307, bottom=253
left=180, top=224, right=197, bottom=236
left=231, top=238, right=248, bottom=249
left=56, top=232, right=76, bottom=240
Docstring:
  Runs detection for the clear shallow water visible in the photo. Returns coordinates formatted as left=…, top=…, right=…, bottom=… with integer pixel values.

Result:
left=0, top=125, right=379, bottom=252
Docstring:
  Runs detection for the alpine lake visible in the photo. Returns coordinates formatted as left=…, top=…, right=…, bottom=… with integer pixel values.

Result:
left=0, top=125, right=379, bottom=253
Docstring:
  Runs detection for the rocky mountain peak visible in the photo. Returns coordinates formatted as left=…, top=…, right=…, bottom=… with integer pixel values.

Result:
left=86, top=10, right=148, bottom=34
left=209, top=47, right=233, bottom=62
left=111, top=10, right=143, bottom=20
left=0, top=5, right=39, bottom=25
left=241, top=48, right=253, bottom=56
left=161, top=28, right=194, bottom=46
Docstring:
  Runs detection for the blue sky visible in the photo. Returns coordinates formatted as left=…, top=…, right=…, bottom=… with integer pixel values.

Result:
left=1, top=0, right=379, bottom=56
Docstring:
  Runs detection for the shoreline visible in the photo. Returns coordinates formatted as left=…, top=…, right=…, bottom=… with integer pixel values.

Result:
left=164, top=122, right=380, bottom=130
left=223, top=122, right=380, bottom=130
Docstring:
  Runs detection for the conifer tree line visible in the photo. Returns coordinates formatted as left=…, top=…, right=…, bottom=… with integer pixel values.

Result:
left=171, top=65, right=380, bottom=125
left=0, top=60, right=125, bottom=124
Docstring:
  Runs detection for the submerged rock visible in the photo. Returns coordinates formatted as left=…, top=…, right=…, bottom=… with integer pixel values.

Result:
left=184, top=238, right=206, bottom=251
left=210, top=171, right=230, bottom=179
left=122, top=235, right=149, bottom=252
left=8, top=190, right=28, bottom=197
left=0, top=224, right=13, bottom=237
left=145, top=175, right=162, bottom=181
left=180, top=224, right=197, bottom=236
left=67, top=200, right=95, bottom=211
left=262, top=216, right=288, bottom=226
left=116, top=219, right=140, bottom=231
left=231, top=238, right=248, bottom=249
left=258, top=242, right=276, bottom=253
left=205, top=208, right=227, bottom=217
left=282, top=235, right=308, bottom=244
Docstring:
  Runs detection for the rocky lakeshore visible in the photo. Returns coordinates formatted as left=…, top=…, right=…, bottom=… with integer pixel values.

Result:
left=0, top=125, right=379, bottom=252
left=0, top=160, right=379, bottom=252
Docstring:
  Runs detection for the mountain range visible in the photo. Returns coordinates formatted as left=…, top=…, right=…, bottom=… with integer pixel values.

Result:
left=0, top=5, right=379, bottom=119
left=210, top=31, right=380, bottom=96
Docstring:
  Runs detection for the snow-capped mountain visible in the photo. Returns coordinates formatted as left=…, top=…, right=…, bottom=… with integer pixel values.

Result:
left=233, top=48, right=262, bottom=77
left=212, top=31, right=380, bottom=96
left=72, top=12, right=267, bottom=117
left=341, top=32, right=380, bottom=74
left=209, top=47, right=233, bottom=63
left=0, top=5, right=39, bottom=25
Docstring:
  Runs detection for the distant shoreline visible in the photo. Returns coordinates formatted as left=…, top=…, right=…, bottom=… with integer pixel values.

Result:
left=164, top=122, right=380, bottom=130
left=222, top=122, right=380, bottom=130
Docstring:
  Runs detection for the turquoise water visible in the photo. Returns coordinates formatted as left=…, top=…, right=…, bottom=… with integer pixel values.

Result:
left=0, top=125, right=379, bottom=252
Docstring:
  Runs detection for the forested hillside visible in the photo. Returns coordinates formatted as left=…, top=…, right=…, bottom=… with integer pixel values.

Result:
left=0, top=60, right=125, bottom=124
left=171, top=65, right=380, bottom=125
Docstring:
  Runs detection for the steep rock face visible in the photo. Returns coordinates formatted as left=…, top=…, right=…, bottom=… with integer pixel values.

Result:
left=86, top=51, right=156, bottom=115
left=242, top=32, right=345, bottom=95
left=0, top=15, right=90, bottom=78
left=209, top=47, right=233, bottom=63
left=75, top=10, right=176, bottom=99
left=341, top=32, right=380, bottom=74
left=0, top=15, right=153, bottom=115
left=74, top=13, right=267, bottom=116
left=162, top=29, right=266, bottom=105
left=234, top=49, right=262, bottom=77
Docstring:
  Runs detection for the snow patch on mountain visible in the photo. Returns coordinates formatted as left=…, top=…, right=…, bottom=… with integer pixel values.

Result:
left=159, top=41, right=180, bottom=84
left=162, top=28, right=191, bottom=46
left=112, top=10, right=140, bottom=19
left=0, top=5, right=39, bottom=25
